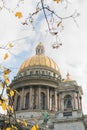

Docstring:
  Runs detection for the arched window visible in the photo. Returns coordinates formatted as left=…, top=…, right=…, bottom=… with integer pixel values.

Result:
left=24, top=71, right=27, bottom=76
left=25, top=92, right=29, bottom=109
left=16, top=95, right=21, bottom=111
left=41, top=92, right=46, bottom=110
left=30, top=71, right=33, bottom=75
left=42, top=71, right=45, bottom=75
left=46, top=71, right=50, bottom=76
left=64, top=95, right=72, bottom=109
left=36, top=71, right=39, bottom=75
left=53, top=73, right=56, bottom=78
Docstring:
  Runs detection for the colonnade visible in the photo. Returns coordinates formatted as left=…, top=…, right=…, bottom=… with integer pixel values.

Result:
left=14, top=86, right=58, bottom=111
left=14, top=86, right=82, bottom=112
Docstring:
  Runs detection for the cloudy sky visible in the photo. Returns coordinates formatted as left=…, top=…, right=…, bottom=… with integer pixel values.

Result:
left=0, top=0, right=87, bottom=114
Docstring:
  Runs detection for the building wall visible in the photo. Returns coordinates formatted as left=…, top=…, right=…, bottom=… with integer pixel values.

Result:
left=54, top=121, right=85, bottom=130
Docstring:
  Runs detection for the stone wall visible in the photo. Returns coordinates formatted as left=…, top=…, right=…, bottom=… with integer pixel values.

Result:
left=54, top=121, right=85, bottom=130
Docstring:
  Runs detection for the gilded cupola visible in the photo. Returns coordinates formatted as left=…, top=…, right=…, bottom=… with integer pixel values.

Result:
left=18, top=43, right=61, bottom=76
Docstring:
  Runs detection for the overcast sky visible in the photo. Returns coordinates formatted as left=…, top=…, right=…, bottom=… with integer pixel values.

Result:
left=0, top=0, right=87, bottom=114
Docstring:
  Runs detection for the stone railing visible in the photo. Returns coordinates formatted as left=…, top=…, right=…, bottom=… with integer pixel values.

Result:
left=12, top=74, right=60, bottom=83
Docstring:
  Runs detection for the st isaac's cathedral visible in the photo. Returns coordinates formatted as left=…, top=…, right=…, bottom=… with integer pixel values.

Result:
left=10, top=43, right=87, bottom=130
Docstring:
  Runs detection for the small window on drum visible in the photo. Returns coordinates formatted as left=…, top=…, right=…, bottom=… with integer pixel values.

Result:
left=30, top=71, right=33, bottom=75
left=36, top=71, right=39, bottom=75
left=42, top=71, right=45, bottom=75
left=47, top=71, right=50, bottom=75
left=53, top=73, right=56, bottom=78
left=46, top=71, right=48, bottom=76
left=39, top=70, right=42, bottom=75
left=48, top=71, right=50, bottom=76
left=24, top=71, right=27, bottom=76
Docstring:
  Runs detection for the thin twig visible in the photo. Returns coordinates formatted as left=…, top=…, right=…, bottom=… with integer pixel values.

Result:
left=41, top=0, right=50, bottom=31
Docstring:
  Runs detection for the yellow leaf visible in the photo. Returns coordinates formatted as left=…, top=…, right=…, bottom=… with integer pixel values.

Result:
left=15, top=12, right=23, bottom=19
left=5, top=78, right=10, bottom=84
left=2, top=102, right=7, bottom=110
left=0, top=82, right=4, bottom=88
left=4, top=69, right=11, bottom=75
left=3, top=53, right=9, bottom=60
left=31, top=126, right=36, bottom=130
left=6, top=128, right=11, bottom=130
left=10, top=90, right=14, bottom=97
left=3, top=74, right=10, bottom=84
left=23, top=121, right=27, bottom=126
left=53, top=0, right=61, bottom=3
left=32, top=117, right=37, bottom=122
left=9, top=43, right=13, bottom=48
left=7, top=105, right=13, bottom=112
left=12, top=125, right=18, bottom=130
left=35, top=124, right=39, bottom=129
left=3, top=98, right=8, bottom=103
left=0, top=100, right=2, bottom=105
left=3, top=73, right=7, bottom=79
left=7, top=87, right=10, bottom=90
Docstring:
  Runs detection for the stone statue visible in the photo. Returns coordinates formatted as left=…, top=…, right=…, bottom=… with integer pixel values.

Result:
left=42, top=111, right=49, bottom=124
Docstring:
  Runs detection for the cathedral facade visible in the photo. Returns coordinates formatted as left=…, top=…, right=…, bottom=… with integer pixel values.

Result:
left=10, top=43, right=87, bottom=130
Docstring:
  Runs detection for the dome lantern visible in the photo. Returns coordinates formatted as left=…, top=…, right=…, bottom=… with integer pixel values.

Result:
left=36, top=42, right=45, bottom=55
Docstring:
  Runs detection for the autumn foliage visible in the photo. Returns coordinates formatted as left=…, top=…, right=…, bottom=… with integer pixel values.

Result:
left=0, top=0, right=79, bottom=129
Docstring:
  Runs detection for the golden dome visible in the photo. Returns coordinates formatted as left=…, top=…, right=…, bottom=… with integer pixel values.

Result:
left=18, top=43, right=60, bottom=74
left=19, top=54, right=60, bottom=73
